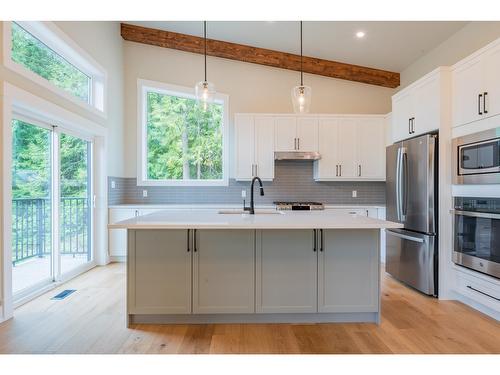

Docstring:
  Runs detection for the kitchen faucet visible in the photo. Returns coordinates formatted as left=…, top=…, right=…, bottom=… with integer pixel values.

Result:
left=244, top=177, right=264, bottom=214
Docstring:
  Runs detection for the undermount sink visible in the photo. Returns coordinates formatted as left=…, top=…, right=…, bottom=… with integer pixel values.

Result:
left=217, top=209, right=284, bottom=215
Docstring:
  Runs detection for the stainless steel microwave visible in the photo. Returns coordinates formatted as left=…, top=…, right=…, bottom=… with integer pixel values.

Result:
left=453, top=127, right=500, bottom=184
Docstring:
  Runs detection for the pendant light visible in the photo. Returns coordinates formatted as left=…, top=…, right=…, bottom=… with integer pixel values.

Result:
left=195, top=21, right=216, bottom=110
left=291, top=21, right=312, bottom=113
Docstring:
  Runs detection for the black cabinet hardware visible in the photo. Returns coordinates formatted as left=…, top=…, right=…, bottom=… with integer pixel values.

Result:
left=466, top=285, right=500, bottom=301
left=193, top=229, right=197, bottom=252
left=297, top=138, right=300, bottom=150
left=313, top=229, right=317, bottom=252
left=320, top=229, right=324, bottom=252
left=408, top=118, right=411, bottom=134
left=187, top=229, right=190, bottom=252
left=479, top=93, right=483, bottom=115
left=484, top=92, right=488, bottom=114
left=358, top=164, right=361, bottom=177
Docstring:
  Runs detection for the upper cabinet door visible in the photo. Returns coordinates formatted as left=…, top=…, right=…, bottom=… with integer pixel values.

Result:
left=296, top=117, right=319, bottom=151
left=275, top=117, right=297, bottom=151
left=254, top=116, right=275, bottom=180
left=337, top=119, right=358, bottom=178
left=413, top=76, right=440, bottom=136
left=452, top=56, right=484, bottom=127
left=391, top=91, right=413, bottom=142
left=314, top=118, right=339, bottom=180
left=357, top=118, right=386, bottom=180
left=234, top=115, right=255, bottom=180
left=484, top=43, right=500, bottom=119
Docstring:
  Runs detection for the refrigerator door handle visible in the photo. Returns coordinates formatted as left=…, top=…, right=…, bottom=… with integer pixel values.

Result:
left=401, top=148, right=408, bottom=220
left=386, top=230, right=425, bottom=243
left=395, top=147, right=402, bottom=221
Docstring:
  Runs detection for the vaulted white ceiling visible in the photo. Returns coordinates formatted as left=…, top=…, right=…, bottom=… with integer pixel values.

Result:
left=128, top=21, right=468, bottom=72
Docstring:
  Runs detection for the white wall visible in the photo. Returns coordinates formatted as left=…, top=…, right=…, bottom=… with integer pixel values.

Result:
left=123, top=41, right=394, bottom=178
left=400, top=21, right=500, bottom=88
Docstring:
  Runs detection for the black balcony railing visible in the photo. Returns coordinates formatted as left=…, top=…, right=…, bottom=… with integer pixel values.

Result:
left=12, top=197, right=90, bottom=265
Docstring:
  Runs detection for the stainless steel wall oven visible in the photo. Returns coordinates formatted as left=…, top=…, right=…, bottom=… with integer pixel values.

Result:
left=452, top=197, right=500, bottom=279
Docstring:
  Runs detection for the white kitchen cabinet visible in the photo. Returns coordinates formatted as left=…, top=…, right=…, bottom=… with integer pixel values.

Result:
left=392, top=68, right=446, bottom=141
left=314, top=118, right=339, bottom=179
left=256, top=229, right=317, bottom=313
left=275, top=116, right=318, bottom=152
left=318, top=229, right=379, bottom=312
left=274, top=117, right=297, bottom=151
left=296, top=117, right=319, bottom=151
left=452, top=39, right=500, bottom=128
left=128, top=229, right=192, bottom=314
left=193, top=230, right=255, bottom=313
left=356, top=117, right=386, bottom=179
left=314, top=116, right=385, bottom=181
left=235, top=114, right=275, bottom=180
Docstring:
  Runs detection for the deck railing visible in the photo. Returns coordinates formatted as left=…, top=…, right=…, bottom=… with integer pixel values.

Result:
left=12, top=197, right=90, bottom=265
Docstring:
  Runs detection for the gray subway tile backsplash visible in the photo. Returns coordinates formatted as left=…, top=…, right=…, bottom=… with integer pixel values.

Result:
left=108, top=161, right=385, bottom=206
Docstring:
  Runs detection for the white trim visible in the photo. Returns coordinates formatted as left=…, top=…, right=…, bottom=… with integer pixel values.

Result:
left=1, top=83, right=108, bottom=320
left=2, top=21, right=108, bottom=118
left=136, top=79, right=230, bottom=187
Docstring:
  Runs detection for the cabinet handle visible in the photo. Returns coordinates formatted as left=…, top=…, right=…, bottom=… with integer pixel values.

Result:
left=336, top=165, right=339, bottom=177
left=478, top=93, right=483, bottom=115
left=466, top=285, right=500, bottom=301
left=339, top=165, right=342, bottom=176
left=408, top=118, right=411, bottom=134
left=193, top=229, right=197, bottom=252
left=255, top=164, right=258, bottom=176
left=187, top=229, right=190, bottom=252
left=484, top=92, right=488, bottom=114
left=320, top=229, right=323, bottom=252
left=135, top=210, right=139, bottom=217
left=297, top=138, right=300, bottom=150
left=313, top=229, right=317, bottom=252
left=358, top=164, right=362, bottom=177
left=411, top=117, right=415, bottom=133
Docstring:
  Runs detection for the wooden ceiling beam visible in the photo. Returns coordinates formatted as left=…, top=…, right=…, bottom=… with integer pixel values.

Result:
left=121, top=23, right=400, bottom=89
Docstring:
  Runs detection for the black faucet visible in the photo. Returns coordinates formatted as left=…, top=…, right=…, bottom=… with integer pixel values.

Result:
left=244, top=177, right=264, bottom=214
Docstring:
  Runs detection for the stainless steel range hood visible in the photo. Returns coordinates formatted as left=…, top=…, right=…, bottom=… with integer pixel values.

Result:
left=274, top=151, right=321, bottom=161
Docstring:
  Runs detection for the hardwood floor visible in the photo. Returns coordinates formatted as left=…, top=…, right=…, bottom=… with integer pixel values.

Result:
left=0, top=262, right=499, bottom=354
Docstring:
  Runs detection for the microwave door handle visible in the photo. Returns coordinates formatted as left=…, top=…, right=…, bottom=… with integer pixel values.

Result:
left=450, top=209, right=500, bottom=219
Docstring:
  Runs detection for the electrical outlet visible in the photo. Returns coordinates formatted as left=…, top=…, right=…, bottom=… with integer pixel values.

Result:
left=352, top=190, right=357, bottom=198
left=111, top=180, right=116, bottom=189
left=142, top=189, right=148, bottom=198
left=241, top=190, right=247, bottom=198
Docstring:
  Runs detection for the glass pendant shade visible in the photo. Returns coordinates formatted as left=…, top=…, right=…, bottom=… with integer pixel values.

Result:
left=195, top=80, right=216, bottom=110
left=291, top=85, right=312, bottom=113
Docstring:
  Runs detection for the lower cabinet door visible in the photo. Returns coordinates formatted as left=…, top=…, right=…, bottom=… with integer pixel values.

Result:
left=193, top=230, right=255, bottom=313
left=318, top=229, right=379, bottom=312
left=256, top=230, right=317, bottom=313
left=128, top=229, right=192, bottom=314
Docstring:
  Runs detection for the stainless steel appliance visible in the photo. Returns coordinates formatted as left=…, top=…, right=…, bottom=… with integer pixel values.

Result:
left=386, top=133, right=438, bottom=296
left=453, top=127, right=500, bottom=184
left=274, top=151, right=321, bottom=161
left=274, top=201, right=324, bottom=211
left=452, top=197, right=500, bottom=279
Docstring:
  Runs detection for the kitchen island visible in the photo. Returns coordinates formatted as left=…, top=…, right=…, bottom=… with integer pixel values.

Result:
left=110, top=210, right=402, bottom=326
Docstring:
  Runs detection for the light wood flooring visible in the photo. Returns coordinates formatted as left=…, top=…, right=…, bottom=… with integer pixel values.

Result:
left=0, top=262, right=499, bottom=354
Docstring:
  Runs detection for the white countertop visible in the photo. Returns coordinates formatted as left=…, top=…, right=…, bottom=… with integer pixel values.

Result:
left=109, top=209, right=401, bottom=230
left=108, top=203, right=386, bottom=210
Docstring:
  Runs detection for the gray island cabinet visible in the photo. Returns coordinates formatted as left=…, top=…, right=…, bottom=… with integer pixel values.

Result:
left=113, top=209, right=403, bottom=325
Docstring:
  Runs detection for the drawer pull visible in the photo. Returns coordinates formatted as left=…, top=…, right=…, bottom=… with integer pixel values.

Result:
left=466, top=285, right=500, bottom=302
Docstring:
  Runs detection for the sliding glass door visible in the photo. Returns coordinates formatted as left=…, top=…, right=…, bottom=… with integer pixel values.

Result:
left=11, top=118, right=93, bottom=299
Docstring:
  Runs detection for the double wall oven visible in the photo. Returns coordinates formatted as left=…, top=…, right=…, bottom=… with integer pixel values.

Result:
left=452, top=197, right=500, bottom=279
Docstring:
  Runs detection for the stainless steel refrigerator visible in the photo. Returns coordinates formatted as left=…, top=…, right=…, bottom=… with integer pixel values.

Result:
left=385, top=133, right=438, bottom=296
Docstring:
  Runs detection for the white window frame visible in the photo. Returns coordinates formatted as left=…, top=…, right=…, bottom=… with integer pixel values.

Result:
left=137, top=79, right=230, bottom=186
left=1, top=83, right=108, bottom=321
left=2, top=21, right=108, bottom=118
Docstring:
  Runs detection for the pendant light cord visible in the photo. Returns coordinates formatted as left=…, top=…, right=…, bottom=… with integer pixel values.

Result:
left=300, top=20, right=303, bottom=86
left=204, top=21, right=207, bottom=82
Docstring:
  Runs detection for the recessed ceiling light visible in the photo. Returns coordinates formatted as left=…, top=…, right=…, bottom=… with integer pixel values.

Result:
left=355, top=31, right=366, bottom=39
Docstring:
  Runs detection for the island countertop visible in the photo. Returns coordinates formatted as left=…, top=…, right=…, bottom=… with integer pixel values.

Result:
left=109, top=209, right=403, bottom=230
